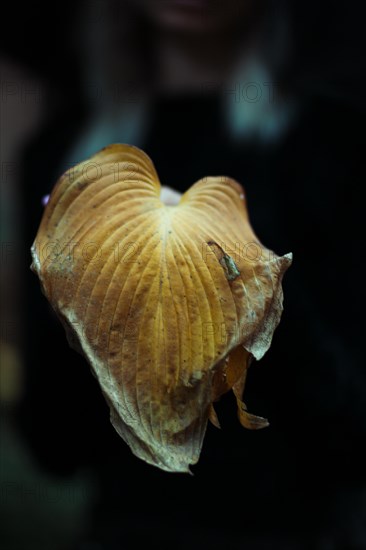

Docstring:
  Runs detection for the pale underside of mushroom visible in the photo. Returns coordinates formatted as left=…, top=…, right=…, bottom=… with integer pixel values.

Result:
left=31, top=144, right=292, bottom=473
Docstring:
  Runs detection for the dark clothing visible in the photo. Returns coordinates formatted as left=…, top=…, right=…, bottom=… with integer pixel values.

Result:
left=20, top=91, right=366, bottom=549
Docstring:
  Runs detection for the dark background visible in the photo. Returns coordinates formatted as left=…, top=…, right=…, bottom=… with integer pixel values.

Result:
left=1, top=1, right=365, bottom=549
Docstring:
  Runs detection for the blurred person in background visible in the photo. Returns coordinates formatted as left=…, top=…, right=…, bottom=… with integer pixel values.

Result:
left=1, top=0, right=365, bottom=548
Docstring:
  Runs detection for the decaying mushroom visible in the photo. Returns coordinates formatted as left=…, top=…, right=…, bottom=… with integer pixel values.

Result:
left=31, top=144, right=292, bottom=473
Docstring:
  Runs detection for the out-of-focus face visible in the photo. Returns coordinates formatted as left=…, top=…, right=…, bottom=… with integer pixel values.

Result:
left=133, top=0, right=252, bottom=34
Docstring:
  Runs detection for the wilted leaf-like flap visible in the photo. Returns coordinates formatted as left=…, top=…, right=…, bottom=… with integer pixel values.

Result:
left=31, top=144, right=292, bottom=472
